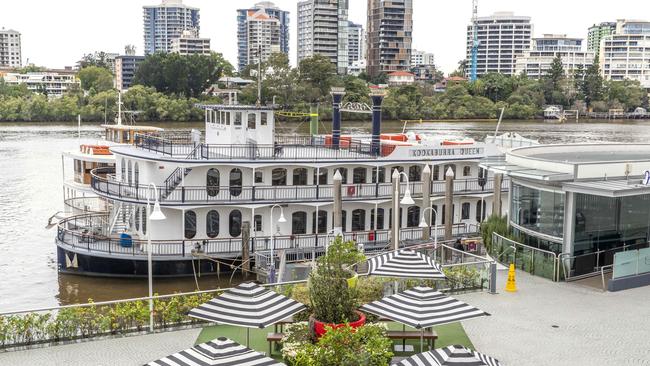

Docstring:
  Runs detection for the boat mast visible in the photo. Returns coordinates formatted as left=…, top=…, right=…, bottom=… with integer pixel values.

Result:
left=116, top=91, right=123, bottom=126
left=256, top=43, right=262, bottom=107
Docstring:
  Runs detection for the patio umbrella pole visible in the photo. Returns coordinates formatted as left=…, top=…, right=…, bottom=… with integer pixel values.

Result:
left=420, top=328, right=423, bottom=352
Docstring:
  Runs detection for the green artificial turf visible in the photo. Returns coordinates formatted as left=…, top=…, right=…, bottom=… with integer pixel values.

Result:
left=195, top=321, right=474, bottom=359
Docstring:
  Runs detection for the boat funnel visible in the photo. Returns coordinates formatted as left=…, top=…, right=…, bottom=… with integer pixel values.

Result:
left=369, top=90, right=386, bottom=156
left=330, top=87, right=346, bottom=149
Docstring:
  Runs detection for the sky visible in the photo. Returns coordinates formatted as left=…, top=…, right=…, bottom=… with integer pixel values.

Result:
left=1, top=0, right=647, bottom=74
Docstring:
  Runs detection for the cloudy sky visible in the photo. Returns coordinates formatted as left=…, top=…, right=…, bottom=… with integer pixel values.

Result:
left=1, top=0, right=646, bottom=73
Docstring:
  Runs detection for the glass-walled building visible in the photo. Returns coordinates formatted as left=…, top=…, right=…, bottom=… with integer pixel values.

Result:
left=482, top=143, right=650, bottom=277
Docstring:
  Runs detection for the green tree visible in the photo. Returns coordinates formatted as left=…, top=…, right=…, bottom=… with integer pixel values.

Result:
left=78, top=51, right=113, bottom=70
left=298, top=55, right=337, bottom=101
left=78, top=66, right=114, bottom=93
left=133, top=52, right=233, bottom=98
left=580, top=56, right=604, bottom=108
left=542, top=55, right=567, bottom=105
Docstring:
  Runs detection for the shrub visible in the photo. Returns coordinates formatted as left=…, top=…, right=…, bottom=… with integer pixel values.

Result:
left=282, top=323, right=393, bottom=366
left=309, top=237, right=365, bottom=324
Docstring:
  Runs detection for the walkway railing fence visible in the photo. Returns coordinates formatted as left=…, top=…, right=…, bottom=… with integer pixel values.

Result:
left=490, top=233, right=560, bottom=281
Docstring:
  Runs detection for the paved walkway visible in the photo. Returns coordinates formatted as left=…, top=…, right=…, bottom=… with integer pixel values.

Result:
left=456, top=270, right=650, bottom=366
left=0, top=328, right=201, bottom=366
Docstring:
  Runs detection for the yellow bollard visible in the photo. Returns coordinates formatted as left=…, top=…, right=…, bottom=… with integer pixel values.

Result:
left=505, top=263, right=517, bottom=292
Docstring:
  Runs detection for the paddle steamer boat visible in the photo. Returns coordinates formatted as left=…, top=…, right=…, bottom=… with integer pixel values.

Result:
left=56, top=89, right=522, bottom=277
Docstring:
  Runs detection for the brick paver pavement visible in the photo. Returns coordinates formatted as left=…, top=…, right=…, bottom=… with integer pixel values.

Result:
left=456, top=270, right=650, bottom=366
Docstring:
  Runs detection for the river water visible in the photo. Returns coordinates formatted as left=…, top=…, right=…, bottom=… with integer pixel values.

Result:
left=1, top=119, right=650, bottom=312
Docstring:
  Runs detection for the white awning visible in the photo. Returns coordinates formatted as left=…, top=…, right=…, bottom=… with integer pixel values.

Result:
left=563, top=179, right=650, bottom=197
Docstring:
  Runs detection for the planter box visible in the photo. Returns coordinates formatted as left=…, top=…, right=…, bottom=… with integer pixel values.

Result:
left=311, top=310, right=366, bottom=338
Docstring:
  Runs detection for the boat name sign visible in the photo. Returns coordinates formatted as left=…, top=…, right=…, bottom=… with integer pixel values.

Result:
left=409, top=147, right=484, bottom=158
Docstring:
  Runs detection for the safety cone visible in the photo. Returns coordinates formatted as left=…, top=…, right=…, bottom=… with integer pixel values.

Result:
left=505, top=263, right=517, bottom=292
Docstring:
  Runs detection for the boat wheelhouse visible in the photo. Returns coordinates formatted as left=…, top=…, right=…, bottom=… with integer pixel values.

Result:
left=56, top=89, right=511, bottom=277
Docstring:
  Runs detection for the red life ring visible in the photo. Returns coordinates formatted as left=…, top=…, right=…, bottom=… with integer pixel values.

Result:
left=347, top=186, right=356, bottom=196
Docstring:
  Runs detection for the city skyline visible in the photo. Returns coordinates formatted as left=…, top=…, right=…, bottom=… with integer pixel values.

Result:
left=0, top=0, right=646, bottom=74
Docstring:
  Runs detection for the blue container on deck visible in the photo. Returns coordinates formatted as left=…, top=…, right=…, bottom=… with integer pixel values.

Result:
left=120, top=233, right=133, bottom=248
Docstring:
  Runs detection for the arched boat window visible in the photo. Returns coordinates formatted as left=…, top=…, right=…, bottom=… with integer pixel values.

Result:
left=313, top=168, right=328, bottom=185
left=206, top=210, right=219, bottom=238
left=409, top=166, right=422, bottom=182
left=229, top=168, right=242, bottom=196
left=353, top=168, right=367, bottom=184
left=372, top=167, right=385, bottom=183
left=229, top=210, right=242, bottom=237
left=207, top=168, right=220, bottom=197
left=463, top=166, right=471, bottom=177
left=370, top=208, right=384, bottom=230
left=476, top=200, right=486, bottom=222
left=407, top=206, right=420, bottom=227
left=312, top=211, right=327, bottom=234
left=462, top=202, right=471, bottom=220
left=134, top=163, right=139, bottom=186
left=272, top=168, right=287, bottom=186
left=351, top=209, right=366, bottom=231
left=135, top=207, right=140, bottom=231
left=121, top=158, right=125, bottom=181
left=142, top=207, right=147, bottom=235
left=254, top=215, right=262, bottom=232
left=442, top=204, right=455, bottom=224
left=127, top=160, right=132, bottom=185
left=293, top=168, right=307, bottom=186
left=292, top=211, right=307, bottom=235
left=185, top=210, right=197, bottom=239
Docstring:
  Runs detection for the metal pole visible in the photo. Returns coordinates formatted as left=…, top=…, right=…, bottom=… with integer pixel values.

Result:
left=444, top=167, right=455, bottom=240
left=489, top=262, right=497, bottom=294
left=392, top=169, right=400, bottom=250
left=146, top=185, right=158, bottom=333
left=333, top=170, right=343, bottom=236
left=493, top=173, right=503, bottom=217
left=422, top=164, right=431, bottom=240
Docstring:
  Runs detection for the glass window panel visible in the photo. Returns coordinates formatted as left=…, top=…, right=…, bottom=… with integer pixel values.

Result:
left=206, top=210, right=219, bottom=238
left=207, top=168, right=220, bottom=197
left=292, top=211, right=307, bottom=235
left=185, top=210, right=197, bottom=239
left=229, top=210, right=242, bottom=237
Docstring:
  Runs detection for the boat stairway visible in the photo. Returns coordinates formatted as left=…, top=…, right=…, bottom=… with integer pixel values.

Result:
left=162, top=167, right=193, bottom=199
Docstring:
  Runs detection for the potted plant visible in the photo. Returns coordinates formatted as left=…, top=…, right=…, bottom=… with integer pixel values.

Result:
left=308, top=237, right=366, bottom=338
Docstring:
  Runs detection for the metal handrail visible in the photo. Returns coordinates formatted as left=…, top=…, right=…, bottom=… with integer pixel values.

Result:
left=601, top=264, right=613, bottom=291
left=91, top=170, right=509, bottom=205
left=492, top=233, right=560, bottom=281
left=57, top=213, right=477, bottom=258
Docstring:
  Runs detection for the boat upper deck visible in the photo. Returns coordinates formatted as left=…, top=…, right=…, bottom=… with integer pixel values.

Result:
left=109, top=133, right=497, bottom=164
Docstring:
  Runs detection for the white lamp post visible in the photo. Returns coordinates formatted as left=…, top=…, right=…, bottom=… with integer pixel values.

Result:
left=397, top=171, right=415, bottom=205
left=419, top=206, right=439, bottom=257
left=146, top=183, right=166, bottom=332
left=269, top=204, right=287, bottom=283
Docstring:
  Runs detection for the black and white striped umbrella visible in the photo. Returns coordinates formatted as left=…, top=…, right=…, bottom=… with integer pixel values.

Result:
left=392, top=344, right=501, bottom=366
left=188, top=282, right=306, bottom=345
left=360, top=287, right=488, bottom=350
left=367, top=249, right=446, bottom=279
left=146, top=337, right=285, bottom=366
left=360, top=286, right=488, bottom=329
